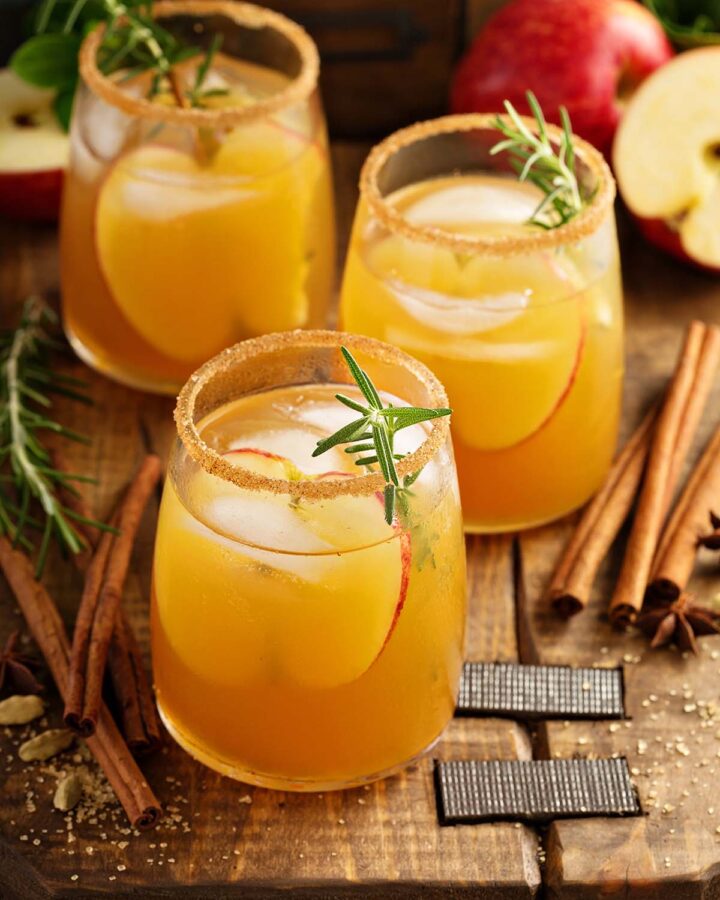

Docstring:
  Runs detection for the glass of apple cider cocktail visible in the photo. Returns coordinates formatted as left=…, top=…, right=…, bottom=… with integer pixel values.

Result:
left=152, top=331, right=466, bottom=790
left=340, top=114, right=623, bottom=533
left=61, top=1, right=334, bottom=394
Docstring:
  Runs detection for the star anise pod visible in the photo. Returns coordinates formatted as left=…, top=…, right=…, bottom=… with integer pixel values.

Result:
left=637, top=594, right=720, bottom=655
left=0, top=631, right=43, bottom=695
left=698, top=511, right=720, bottom=549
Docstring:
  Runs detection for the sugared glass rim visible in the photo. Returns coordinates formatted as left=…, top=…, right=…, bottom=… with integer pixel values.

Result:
left=359, top=113, right=616, bottom=256
left=175, top=330, right=451, bottom=500
left=79, top=0, right=319, bottom=127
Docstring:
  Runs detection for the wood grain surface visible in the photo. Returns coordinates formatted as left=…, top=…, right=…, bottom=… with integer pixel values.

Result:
left=1, top=142, right=720, bottom=898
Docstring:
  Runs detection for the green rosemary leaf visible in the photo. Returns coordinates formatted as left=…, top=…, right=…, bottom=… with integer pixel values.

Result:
left=311, top=416, right=370, bottom=457
left=200, top=88, right=230, bottom=99
left=0, top=297, right=106, bottom=575
left=340, top=347, right=381, bottom=409
left=489, top=90, right=583, bottom=230
left=189, top=33, right=222, bottom=106
left=354, top=456, right=379, bottom=467
left=379, top=406, right=453, bottom=429
left=335, top=393, right=367, bottom=414
left=344, top=443, right=376, bottom=454
left=384, top=485, right=395, bottom=526
left=313, top=346, right=451, bottom=526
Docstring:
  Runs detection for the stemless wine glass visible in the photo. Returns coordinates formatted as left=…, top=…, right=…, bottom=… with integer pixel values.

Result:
left=61, top=1, right=335, bottom=394
left=340, top=115, right=623, bottom=533
left=151, top=330, right=466, bottom=790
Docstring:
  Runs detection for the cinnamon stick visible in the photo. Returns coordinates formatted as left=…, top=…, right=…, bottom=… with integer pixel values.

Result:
left=648, top=423, right=720, bottom=601
left=609, top=321, right=720, bottom=627
left=52, top=450, right=161, bottom=750
left=548, top=406, right=657, bottom=617
left=108, top=612, right=161, bottom=755
left=666, top=324, right=720, bottom=497
left=65, top=522, right=115, bottom=734
left=0, top=537, right=161, bottom=829
left=65, top=455, right=161, bottom=736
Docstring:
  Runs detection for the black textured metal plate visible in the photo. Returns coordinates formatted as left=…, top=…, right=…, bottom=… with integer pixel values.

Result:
left=436, top=758, right=641, bottom=825
left=456, top=662, right=625, bottom=720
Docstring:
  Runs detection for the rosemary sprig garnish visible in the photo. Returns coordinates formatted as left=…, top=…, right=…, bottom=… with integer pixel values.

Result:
left=0, top=298, right=108, bottom=576
left=312, top=348, right=451, bottom=526
left=11, top=0, right=227, bottom=129
left=489, top=90, right=584, bottom=230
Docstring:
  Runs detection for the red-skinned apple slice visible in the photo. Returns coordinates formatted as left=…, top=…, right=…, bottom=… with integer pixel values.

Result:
left=223, top=448, right=412, bottom=686
left=613, top=48, right=720, bottom=272
left=0, top=70, right=68, bottom=222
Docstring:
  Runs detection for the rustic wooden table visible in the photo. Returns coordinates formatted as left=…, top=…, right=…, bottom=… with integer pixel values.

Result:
left=2, top=143, right=720, bottom=899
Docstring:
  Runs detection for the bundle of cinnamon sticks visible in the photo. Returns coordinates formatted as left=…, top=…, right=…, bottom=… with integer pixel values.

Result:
left=0, top=537, right=161, bottom=829
left=62, top=454, right=162, bottom=749
left=0, top=453, right=163, bottom=829
left=548, top=320, right=720, bottom=627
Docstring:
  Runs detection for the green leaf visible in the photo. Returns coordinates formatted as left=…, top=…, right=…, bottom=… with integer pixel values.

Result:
left=644, top=0, right=720, bottom=45
left=335, top=393, right=368, bottom=414
left=383, top=485, right=395, bottom=525
left=380, top=406, right=452, bottom=429
left=11, top=33, right=81, bottom=89
left=312, top=416, right=370, bottom=457
left=340, top=347, right=382, bottom=409
left=53, top=80, right=77, bottom=131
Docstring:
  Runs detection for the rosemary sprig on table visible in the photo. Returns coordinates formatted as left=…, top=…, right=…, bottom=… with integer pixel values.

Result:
left=312, top=348, right=451, bottom=526
left=11, top=0, right=226, bottom=129
left=0, top=298, right=107, bottom=576
left=489, top=90, right=584, bottom=230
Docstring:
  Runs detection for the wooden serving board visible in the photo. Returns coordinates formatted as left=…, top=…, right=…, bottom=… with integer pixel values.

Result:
left=1, top=143, right=720, bottom=898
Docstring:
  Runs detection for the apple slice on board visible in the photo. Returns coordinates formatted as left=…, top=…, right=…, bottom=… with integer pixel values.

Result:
left=164, top=447, right=411, bottom=689
left=613, top=48, right=720, bottom=272
left=0, top=70, right=68, bottom=222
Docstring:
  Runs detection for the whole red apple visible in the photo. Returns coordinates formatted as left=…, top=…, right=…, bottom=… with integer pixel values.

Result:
left=451, top=0, right=673, bottom=157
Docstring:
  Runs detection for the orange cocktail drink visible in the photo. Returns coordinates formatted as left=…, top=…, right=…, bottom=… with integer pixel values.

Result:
left=61, top=1, right=334, bottom=394
left=151, top=332, right=466, bottom=789
left=340, top=116, right=623, bottom=532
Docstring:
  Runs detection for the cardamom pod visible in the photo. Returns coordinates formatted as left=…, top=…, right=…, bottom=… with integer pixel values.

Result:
left=19, top=728, right=75, bottom=762
left=0, top=694, right=44, bottom=726
left=53, top=773, right=84, bottom=811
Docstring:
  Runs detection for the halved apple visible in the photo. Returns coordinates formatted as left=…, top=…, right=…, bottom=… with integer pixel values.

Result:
left=613, top=48, right=720, bottom=272
left=0, top=69, right=68, bottom=222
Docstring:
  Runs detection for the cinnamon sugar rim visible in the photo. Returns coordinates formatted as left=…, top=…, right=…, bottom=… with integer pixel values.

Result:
left=79, top=0, right=319, bottom=127
left=175, top=330, right=451, bottom=500
left=360, top=114, right=616, bottom=256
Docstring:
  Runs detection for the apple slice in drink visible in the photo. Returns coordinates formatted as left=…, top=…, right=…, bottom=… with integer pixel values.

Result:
left=94, top=127, right=316, bottom=363
left=365, top=232, right=587, bottom=451
left=221, top=448, right=412, bottom=688
left=613, top=48, right=720, bottom=273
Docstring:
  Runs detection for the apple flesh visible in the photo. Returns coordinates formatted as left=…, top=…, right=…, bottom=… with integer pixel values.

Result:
left=224, top=448, right=412, bottom=675
left=0, top=70, right=68, bottom=222
left=451, top=0, right=673, bottom=157
left=613, top=47, right=720, bottom=272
